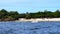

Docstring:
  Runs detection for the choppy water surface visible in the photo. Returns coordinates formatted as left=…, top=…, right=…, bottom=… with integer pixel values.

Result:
left=0, top=21, right=60, bottom=34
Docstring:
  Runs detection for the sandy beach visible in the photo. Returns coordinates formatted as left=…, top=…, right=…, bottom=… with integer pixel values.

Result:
left=16, top=18, right=60, bottom=22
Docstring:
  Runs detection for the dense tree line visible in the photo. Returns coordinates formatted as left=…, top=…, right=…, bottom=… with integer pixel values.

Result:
left=0, top=9, right=60, bottom=21
left=0, top=9, right=20, bottom=21
left=21, top=10, right=60, bottom=19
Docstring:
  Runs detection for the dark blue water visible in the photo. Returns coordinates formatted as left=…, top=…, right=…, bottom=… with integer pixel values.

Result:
left=0, top=21, right=60, bottom=34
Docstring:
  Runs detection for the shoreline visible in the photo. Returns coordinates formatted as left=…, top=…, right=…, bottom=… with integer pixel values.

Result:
left=0, top=18, right=60, bottom=22
left=16, top=18, right=60, bottom=22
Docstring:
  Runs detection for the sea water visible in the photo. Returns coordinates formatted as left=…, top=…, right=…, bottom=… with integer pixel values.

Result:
left=0, top=21, right=60, bottom=34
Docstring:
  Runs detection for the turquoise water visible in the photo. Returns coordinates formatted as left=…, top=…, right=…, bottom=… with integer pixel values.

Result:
left=0, top=21, right=60, bottom=34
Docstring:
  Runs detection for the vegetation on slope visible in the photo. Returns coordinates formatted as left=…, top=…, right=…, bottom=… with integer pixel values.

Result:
left=0, top=9, right=60, bottom=21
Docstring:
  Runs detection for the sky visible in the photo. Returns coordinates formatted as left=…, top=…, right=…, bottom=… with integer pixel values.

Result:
left=0, top=0, right=60, bottom=13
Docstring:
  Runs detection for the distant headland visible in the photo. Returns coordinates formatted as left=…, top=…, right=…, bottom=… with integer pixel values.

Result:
left=0, top=9, right=60, bottom=22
